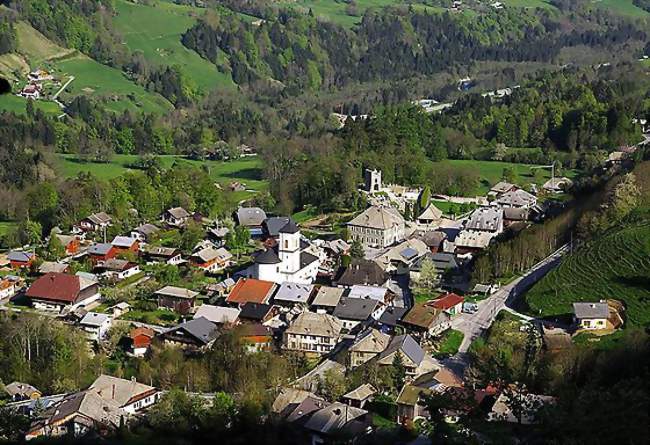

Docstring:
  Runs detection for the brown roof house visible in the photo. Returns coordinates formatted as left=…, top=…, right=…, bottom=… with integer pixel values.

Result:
left=161, top=207, right=191, bottom=227
left=155, top=286, right=199, bottom=315
left=4, top=382, right=41, bottom=402
left=348, top=328, right=391, bottom=368
left=283, top=311, right=343, bottom=356
left=226, top=278, right=276, bottom=307
left=26, top=375, right=158, bottom=440
left=26, top=273, right=100, bottom=312
left=401, top=301, right=452, bottom=339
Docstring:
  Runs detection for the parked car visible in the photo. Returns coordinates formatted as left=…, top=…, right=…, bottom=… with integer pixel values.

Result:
left=462, top=302, right=479, bottom=314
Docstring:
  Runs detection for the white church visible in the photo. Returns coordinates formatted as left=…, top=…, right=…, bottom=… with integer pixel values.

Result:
left=245, top=219, right=320, bottom=284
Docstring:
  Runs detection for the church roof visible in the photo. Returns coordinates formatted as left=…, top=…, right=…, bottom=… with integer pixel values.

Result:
left=279, top=219, right=300, bottom=234
left=254, top=248, right=282, bottom=264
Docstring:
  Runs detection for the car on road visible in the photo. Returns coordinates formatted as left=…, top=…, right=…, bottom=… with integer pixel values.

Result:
left=462, top=302, right=479, bottom=314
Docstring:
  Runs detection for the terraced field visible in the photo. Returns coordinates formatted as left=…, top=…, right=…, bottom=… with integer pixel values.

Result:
left=524, top=223, right=650, bottom=327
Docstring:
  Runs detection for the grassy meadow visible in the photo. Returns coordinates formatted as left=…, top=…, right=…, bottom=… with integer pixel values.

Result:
left=55, top=154, right=267, bottom=192
left=441, top=159, right=578, bottom=196
left=113, top=0, right=235, bottom=93
left=524, top=223, right=650, bottom=327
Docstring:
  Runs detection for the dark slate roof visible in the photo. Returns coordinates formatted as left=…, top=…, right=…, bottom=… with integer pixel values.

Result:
left=333, top=297, right=378, bottom=321
left=279, top=219, right=300, bottom=234
left=7, top=251, right=35, bottom=262
left=171, top=317, right=219, bottom=345
left=254, top=248, right=282, bottom=264
left=88, top=243, right=113, bottom=255
left=239, top=302, right=274, bottom=321
left=300, top=251, right=319, bottom=269
left=378, top=306, right=408, bottom=327
left=378, top=334, right=425, bottom=366
left=412, top=252, right=459, bottom=272
left=263, top=217, right=291, bottom=237
left=335, top=259, right=388, bottom=287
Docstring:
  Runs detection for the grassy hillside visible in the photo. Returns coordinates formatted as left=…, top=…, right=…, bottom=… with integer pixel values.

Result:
left=594, top=0, right=650, bottom=18
left=52, top=55, right=173, bottom=114
left=14, top=21, right=75, bottom=64
left=524, top=223, right=650, bottom=327
left=0, top=94, right=61, bottom=115
left=276, top=0, right=444, bottom=27
left=56, top=154, right=267, bottom=192
left=443, top=159, right=578, bottom=196
left=524, top=162, right=650, bottom=328
left=113, top=0, right=234, bottom=93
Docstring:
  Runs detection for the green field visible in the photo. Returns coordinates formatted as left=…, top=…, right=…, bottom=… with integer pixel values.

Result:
left=524, top=223, right=650, bottom=327
left=501, top=0, right=555, bottom=8
left=276, top=0, right=443, bottom=27
left=433, top=329, right=464, bottom=358
left=593, top=0, right=650, bottom=17
left=51, top=56, right=173, bottom=114
left=113, top=0, right=235, bottom=93
left=442, top=159, right=578, bottom=196
left=0, top=94, right=62, bottom=115
left=14, top=21, right=75, bottom=64
left=0, top=221, right=17, bottom=238
left=56, top=154, right=267, bottom=191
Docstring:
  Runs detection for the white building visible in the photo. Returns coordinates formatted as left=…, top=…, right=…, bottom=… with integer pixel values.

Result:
left=347, top=206, right=405, bottom=248
left=364, top=169, right=382, bottom=193
left=246, top=220, right=320, bottom=284
left=79, top=312, right=112, bottom=342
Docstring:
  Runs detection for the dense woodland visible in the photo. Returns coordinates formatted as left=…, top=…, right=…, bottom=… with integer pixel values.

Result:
left=181, top=5, right=647, bottom=92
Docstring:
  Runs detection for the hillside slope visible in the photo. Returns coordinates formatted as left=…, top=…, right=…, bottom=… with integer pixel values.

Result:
left=113, top=0, right=234, bottom=93
left=524, top=162, right=650, bottom=328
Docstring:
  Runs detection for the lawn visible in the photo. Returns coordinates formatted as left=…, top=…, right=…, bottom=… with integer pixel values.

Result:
left=433, top=329, right=464, bottom=358
left=0, top=94, right=61, bottom=115
left=14, top=21, right=74, bottom=64
left=0, top=221, right=17, bottom=238
left=113, top=0, right=235, bottom=93
left=276, top=0, right=443, bottom=28
left=593, top=0, right=650, bottom=17
left=523, top=222, right=650, bottom=327
left=501, top=0, right=555, bottom=8
left=441, top=159, right=578, bottom=196
left=55, top=154, right=268, bottom=192
left=52, top=55, right=173, bottom=114
left=431, top=199, right=476, bottom=216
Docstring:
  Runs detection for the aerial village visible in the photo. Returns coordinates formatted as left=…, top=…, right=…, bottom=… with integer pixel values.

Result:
left=0, top=155, right=634, bottom=444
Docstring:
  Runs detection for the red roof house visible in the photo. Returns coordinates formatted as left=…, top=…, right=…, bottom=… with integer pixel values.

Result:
left=226, top=278, right=276, bottom=307
left=26, top=273, right=100, bottom=311
left=431, top=293, right=464, bottom=316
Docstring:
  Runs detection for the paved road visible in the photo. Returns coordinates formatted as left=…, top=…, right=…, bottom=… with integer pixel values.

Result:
left=442, top=244, right=570, bottom=375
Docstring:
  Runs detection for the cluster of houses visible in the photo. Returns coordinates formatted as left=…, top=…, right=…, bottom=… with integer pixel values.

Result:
left=18, top=69, right=55, bottom=100
left=0, top=165, right=618, bottom=443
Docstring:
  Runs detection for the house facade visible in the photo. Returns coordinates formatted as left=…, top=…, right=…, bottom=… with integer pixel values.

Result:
left=283, top=311, right=343, bottom=355
left=347, top=206, right=405, bottom=248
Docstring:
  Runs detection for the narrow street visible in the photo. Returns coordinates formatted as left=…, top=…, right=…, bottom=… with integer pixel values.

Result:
left=443, top=244, right=570, bottom=375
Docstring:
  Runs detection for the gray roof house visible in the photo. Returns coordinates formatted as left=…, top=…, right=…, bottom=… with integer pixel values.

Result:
left=465, top=207, right=504, bottom=232
left=236, top=207, right=267, bottom=227
left=376, top=334, right=425, bottom=374
left=496, top=189, right=537, bottom=208
left=263, top=217, right=292, bottom=237
left=310, top=286, right=345, bottom=311
left=273, top=282, right=314, bottom=305
left=161, top=317, right=219, bottom=349
left=573, top=302, right=609, bottom=320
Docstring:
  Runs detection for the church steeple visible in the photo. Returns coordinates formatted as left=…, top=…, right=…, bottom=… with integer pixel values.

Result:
left=279, top=219, right=300, bottom=273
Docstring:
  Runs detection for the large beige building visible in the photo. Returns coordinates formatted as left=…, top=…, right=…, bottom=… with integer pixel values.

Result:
left=283, top=311, right=343, bottom=355
left=347, top=206, right=405, bottom=248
